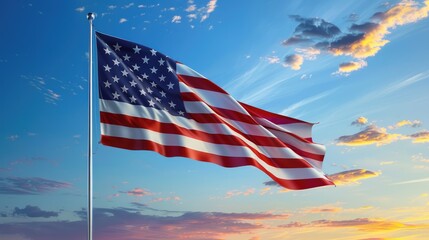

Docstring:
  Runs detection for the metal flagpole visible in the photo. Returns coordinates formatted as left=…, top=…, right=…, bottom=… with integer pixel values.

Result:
left=87, top=12, right=95, bottom=240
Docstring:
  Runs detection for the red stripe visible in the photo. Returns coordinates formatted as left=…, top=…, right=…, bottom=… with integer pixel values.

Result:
left=240, top=101, right=312, bottom=125
left=101, top=135, right=334, bottom=190
left=178, top=74, right=228, bottom=94
left=100, top=111, right=324, bottom=161
left=100, top=112, right=320, bottom=168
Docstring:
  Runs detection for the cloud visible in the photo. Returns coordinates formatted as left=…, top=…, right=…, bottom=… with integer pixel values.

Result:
left=280, top=88, right=337, bottom=115
left=393, top=177, right=429, bottom=185
left=409, top=131, right=429, bottom=143
left=337, top=125, right=404, bottom=146
left=289, top=15, right=342, bottom=38
left=225, top=188, right=255, bottom=198
left=201, top=0, right=218, bottom=22
left=302, top=206, right=342, bottom=214
left=394, top=120, right=422, bottom=128
left=283, top=54, right=304, bottom=70
left=351, top=117, right=368, bottom=126
left=327, top=169, right=381, bottom=185
left=280, top=217, right=429, bottom=232
left=75, top=6, right=85, bottom=12
left=0, top=177, right=71, bottom=195
left=123, top=188, right=152, bottom=197
left=171, top=15, right=182, bottom=23
left=13, top=205, right=59, bottom=218
left=336, top=59, right=367, bottom=74
left=265, top=56, right=280, bottom=64
left=7, top=135, right=19, bottom=141
left=119, top=18, right=127, bottom=23
left=282, top=0, right=429, bottom=74
left=0, top=208, right=289, bottom=240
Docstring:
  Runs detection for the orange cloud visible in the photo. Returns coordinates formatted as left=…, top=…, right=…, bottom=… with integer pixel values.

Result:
left=409, top=131, right=429, bottom=143
left=331, top=0, right=429, bottom=59
left=337, top=60, right=367, bottom=74
left=225, top=188, right=256, bottom=198
left=351, top=116, right=369, bottom=126
left=337, top=125, right=404, bottom=146
left=395, top=120, right=422, bottom=128
left=280, top=217, right=429, bottom=232
left=302, top=206, right=343, bottom=214
left=327, top=169, right=381, bottom=185
left=283, top=54, right=304, bottom=70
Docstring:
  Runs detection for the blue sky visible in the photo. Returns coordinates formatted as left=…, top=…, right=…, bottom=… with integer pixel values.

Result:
left=1, top=0, right=429, bottom=239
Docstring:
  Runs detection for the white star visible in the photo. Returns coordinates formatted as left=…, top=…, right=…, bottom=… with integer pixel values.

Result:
left=160, top=91, right=166, bottom=97
left=121, top=69, right=129, bottom=77
left=142, top=56, right=149, bottom=64
left=112, top=75, right=120, bottom=82
left=159, top=75, right=166, bottom=81
left=148, top=99, right=155, bottom=107
left=141, top=73, right=149, bottom=80
left=123, top=54, right=131, bottom=61
left=150, top=81, right=157, bottom=88
left=129, top=80, right=137, bottom=87
left=104, top=47, right=112, bottom=55
left=104, top=64, right=111, bottom=72
left=167, top=66, right=174, bottom=72
left=112, top=59, right=120, bottom=66
left=150, top=49, right=157, bottom=56
left=147, top=87, right=153, bottom=94
left=112, top=91, right=120, bottom=99
left=113, top=43, right=122, bottom=51
left=139, top=89, right=146, bottom=95
left=178, top=110, right=184, bottom=116
left=133, top=45, right=141, bottom=54
left=132, top=64, right=140, bottom=71
left=158, top=58, right=165, bottom=66
left=155, top=97, right=161, bottom=102
left=104, top=80, right=111, bottom=88
left=169, top=101, right=176, bottom=108
left=150, top=66, right=158, bottom=74
left=121, top=85, right=129, bottom=93
left=130, top=95, right=137, bottom=103
left=167, top=82, right=174, bottom=89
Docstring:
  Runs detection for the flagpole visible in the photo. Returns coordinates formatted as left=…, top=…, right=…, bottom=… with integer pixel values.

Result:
left=87, top=12, right=95, bottom=240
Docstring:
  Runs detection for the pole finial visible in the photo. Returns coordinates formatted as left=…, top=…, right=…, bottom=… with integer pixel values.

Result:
left=87, top=12, right=96, bottom=21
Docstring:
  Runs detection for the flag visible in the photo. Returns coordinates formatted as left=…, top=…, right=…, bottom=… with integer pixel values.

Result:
left=95, top=32, right=334, bottom=190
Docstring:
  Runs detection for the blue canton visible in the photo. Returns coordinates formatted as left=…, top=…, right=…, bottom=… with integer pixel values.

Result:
left=96, top=32, right=187, bottom=117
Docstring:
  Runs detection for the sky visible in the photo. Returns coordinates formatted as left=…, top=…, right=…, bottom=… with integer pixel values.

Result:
left=1, top=0, right=429, bottom=239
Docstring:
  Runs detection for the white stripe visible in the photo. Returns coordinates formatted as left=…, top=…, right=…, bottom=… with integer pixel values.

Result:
left=101, top=123, right=327, bottom=181
left=254, top=117, right=312, bottom=140
left=100, top=99, right=324, bottom=161
left=179, top=82, right=250, bottom=115
left=176, top=63, right=206, bottom=78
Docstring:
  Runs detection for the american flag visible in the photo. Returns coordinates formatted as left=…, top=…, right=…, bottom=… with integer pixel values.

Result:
left=96, top=32, right=334, bottom=190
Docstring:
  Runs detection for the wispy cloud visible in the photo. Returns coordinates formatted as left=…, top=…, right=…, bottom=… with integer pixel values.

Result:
left=327, top=169, right=381, bottom=185
left=171, top=15, right=182, bottom=23
left=119, top=18, right=128, bottom=23
left=75, top=6, right=85, bottom=12
left=393, top=177, right=429, bottom=185
left=122, top=187, right=152, bottom=197
left=280, top=88, right=337, bottom=115
left=225, top=188, right=255, bottom=198
left=280, top=217, right=429, bottom=232
left=0, top=177, right=71, bottom=195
